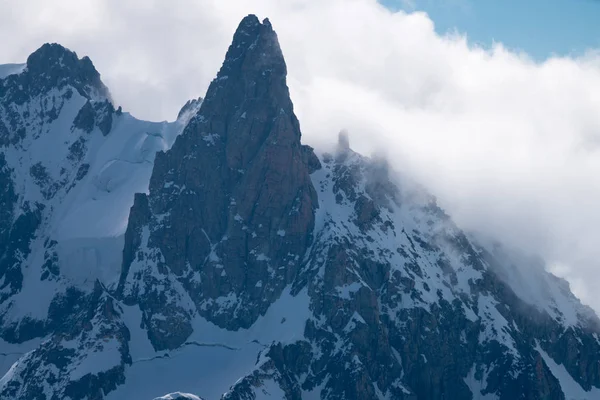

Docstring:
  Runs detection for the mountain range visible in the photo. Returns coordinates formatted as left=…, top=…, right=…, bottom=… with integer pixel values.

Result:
left=1, top=14, right=599, bottom=400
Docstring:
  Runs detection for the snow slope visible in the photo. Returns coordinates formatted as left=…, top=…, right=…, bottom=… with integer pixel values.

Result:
left=0, top=57, right=201, bottom=327
left=104, top=146, right=600, bottom=400
left=536, top=342, right=600, bottom=400
left=106, top=288, right=311, bottom=399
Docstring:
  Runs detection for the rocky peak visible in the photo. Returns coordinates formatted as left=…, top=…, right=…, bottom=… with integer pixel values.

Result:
left=0, top=43, right=110, bottom=105
left=0, top=42, right=200, bottom=399
left=176, top=96, right=203, bottom=121
left=192, top=13, right=298, bottom=172
left=0, top=43, right=114, bottom=146
left=216, top=15, right=285, bottom=83
left=119, top=15, right=318, bottom=349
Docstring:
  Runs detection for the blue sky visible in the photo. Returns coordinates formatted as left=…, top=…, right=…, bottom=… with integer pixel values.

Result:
left=381, top=0, right=600, bottom=60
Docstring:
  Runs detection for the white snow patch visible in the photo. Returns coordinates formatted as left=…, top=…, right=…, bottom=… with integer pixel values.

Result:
left=302, top=377, right=328, bottom=400
left=202, top=133, right=219, bottom=146
left=122, top=305, right=155, bottom=361
left=107, top=287, right=311, bottom=400
left=464, top=364, right=499, bottom=400
left=68, top=338, right=121, bottom=381
left=0, top=90, right=191, bottom=326
left=343, top=311, right=366, bottom=333
left=255, top=253, right=270, bottom=262
left=57, top=235, right=124, bottom=288
left=536, top=342, right=600, bottom=400
left=55, top=113, right=183, bottom=241
left=335, top=282, right=362, bottom=300
left=477, top=295, right=519, bottom=357
left=153, top=392, right=202, bottom=400
left=255, top=378, right=286, bottom=399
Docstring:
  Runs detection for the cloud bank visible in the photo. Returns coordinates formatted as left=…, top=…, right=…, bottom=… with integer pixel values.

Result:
left=2, top=0, right=600, bottom=311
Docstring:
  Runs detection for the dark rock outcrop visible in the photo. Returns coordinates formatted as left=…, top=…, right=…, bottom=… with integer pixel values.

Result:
left=0, top=43, right=110, bottom=106
left=0, top=43, right=113, bottom=147
left=0, top=283, right=131, bottom=400
left=119, top=15, right=318, bottom=350
left=0, top=42, right=116, bottom=319
left=223, top=145, right=600, bottom=400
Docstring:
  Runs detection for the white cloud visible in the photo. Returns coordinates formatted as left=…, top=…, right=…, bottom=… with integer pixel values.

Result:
left=2, top=0, right=600, bottom=312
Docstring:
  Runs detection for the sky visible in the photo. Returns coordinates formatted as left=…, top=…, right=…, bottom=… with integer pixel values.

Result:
left=382, top=0, right=600, bottom=60
left=2, top=0, right=600, bottom=313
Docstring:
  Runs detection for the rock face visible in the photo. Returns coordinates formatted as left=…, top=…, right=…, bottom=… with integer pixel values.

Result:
left=2, top=13, right=600, bottom=400
left=0, top=283, right=130, bottom=400
left=0, top=44, right=114, bottom=334
left=221, top=141, right=600, bottom=400
left=118, top=15, right=318, bottom=349
left=0, top=42, right=200, bottom=398
left=0, top=44, right=114, bottom=323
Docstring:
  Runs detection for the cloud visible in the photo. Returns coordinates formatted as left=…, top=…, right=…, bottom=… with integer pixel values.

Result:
left=2, top=0, right=600, bottom=312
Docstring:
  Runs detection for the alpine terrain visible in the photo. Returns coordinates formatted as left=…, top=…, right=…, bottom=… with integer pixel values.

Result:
left=1, top=14, right=600, bottom=400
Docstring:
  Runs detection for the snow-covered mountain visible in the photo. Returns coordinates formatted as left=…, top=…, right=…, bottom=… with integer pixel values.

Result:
left=1, top=15, right=600, bottom=400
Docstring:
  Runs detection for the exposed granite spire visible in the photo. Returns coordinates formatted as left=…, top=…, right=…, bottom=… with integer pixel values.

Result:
left=119, top=15, right=319, bottom=349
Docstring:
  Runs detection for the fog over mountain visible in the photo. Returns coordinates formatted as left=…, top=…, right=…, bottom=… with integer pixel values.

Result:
left=2, top=3, right=600, bottom=400
left=4, top=1, right=600, bottom=314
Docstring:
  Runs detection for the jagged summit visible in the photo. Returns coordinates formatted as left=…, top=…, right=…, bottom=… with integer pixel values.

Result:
left=0, top=42, right=117, bottom=146
left=119, top=14, right=318, bottom=348
left=176, top=96, right=203, bottom=120
left=27, top=43, right=98, bottom=80
left=27, top=43, right=110, bottom=99
left=0, top=42, right=110, bottom=104
left=198, top=13, right=292, bottom=142
left=216, top=15, right=285, bottom=81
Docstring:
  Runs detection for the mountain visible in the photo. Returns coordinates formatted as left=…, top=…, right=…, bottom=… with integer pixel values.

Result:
left=1, top=15, right=600, bottom=400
